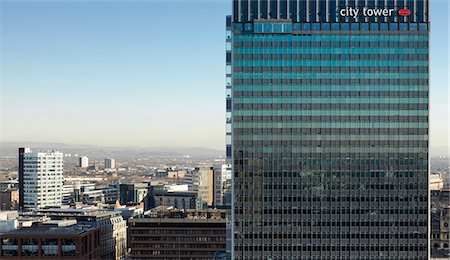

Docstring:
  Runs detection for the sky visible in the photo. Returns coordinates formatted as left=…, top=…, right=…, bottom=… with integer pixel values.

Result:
left=0, top=0, right=449, bottom=154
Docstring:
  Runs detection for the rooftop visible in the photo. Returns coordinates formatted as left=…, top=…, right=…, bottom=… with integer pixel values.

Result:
left=1, top=224, right=96, bottom=237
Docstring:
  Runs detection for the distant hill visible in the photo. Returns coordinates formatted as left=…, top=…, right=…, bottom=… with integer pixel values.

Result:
left=0, top=142, right=225, bottom=159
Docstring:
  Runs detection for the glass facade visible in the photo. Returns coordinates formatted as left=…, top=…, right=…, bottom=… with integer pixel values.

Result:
left=230, top=0, right=429, bottom=259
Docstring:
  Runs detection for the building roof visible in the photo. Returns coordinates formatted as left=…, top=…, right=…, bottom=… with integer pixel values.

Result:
left=1, top=224, right=96, bottom=237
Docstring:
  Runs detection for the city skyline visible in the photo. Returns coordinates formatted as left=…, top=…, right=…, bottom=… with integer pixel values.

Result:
left=1, top=0, right=449, bottom=154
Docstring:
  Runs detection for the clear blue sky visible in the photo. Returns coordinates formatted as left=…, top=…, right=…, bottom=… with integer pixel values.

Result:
left=0, top=0, right=449, bottom=155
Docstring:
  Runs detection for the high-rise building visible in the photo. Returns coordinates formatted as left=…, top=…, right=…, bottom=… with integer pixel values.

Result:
left=18, top=148, right=64, bottom=210
left=78, top=156, right=89, bottom=168
left=229, top=1, right=429, bottom=259
left=104, top=158, right=115, bottom=170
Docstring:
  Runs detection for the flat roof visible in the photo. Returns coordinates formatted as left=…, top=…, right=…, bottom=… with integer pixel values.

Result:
left=1, top=225, right=96, bottom=237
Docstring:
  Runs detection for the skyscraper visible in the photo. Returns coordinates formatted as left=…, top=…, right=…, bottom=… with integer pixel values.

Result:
left=18, top=148, right=64, bottom=210
left=229, top=1, right=429, bottom=259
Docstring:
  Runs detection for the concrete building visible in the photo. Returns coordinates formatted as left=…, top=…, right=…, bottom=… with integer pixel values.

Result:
left=32, top=208, right=127, bottom=260
left=431, top=172, right=446, bottom=190
left=19, top=148, right=64, bottom=210
left=167, top=169, right=185, bottom=179
left=129, top=209, right=226, bottom=259
left=78, top=156, right=89, bottom=168
left=102, top=184, right=119, bottom=204
left=119, top=183, right=148, bottom=205
left=195, top=167, right=215, bottom=208
left=0, top=223, right=100, bottom=259
left=104, top=158, right=116, bottom=170
left=431, top=189, right=450, bottom=258
left=0, top=188, right=19, bottom=211
left=146, top=187, right=197, bottom=211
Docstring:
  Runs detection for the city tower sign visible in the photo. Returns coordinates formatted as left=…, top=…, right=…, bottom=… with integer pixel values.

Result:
left=339, top=7, right=411, bottom=19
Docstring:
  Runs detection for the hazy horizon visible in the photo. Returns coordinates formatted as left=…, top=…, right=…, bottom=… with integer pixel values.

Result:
left=1, top=0, right=449, bottom=152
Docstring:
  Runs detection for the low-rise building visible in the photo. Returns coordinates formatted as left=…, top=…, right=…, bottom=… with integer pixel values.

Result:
left=119, top=183, right=149, bottom=205
left=431, top=189, right=450, bottom=258
left=0, top=188, right=19, bottom=211
left=129, top=209, right=226, bottom=259
left=30, top=208, right=127, bottom=260
left=0, top=223, right=100, bottom=259
left=146, top=188, right=197, bottom=211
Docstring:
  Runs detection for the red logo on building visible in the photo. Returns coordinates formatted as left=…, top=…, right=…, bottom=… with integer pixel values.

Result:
left=398, top=9, right=411, bottom=16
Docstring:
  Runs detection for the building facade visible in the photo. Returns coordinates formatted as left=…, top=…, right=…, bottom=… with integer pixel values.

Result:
left=195, top=167, right=215, bottom=207
left=146, top=188, right=197, bottom=211
left=33, top=209, right=127, bottom=260
left=78, top=156, right=89, bottom=168
left=431, top=189, right=450, bottom=257
left=104, top=158, right=116, bottom=170
left=18, top=148, right=64, bottom=210
left=229, top=1, right=429, bottom=259
left=0, top=224, right=100, bottom=259
left=128, top=209, right=226, bottom=259
left=0, top=188, right=19, bottom=211
left=119, top=183, right=148, bottom=205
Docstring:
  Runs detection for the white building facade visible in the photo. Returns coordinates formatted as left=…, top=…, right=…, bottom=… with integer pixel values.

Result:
left=22, top=150, right=64, bottom=209
left=79, top=156, right=89, bottom=168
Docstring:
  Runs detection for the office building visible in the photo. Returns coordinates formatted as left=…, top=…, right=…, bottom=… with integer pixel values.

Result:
left=104, top=158, right=116, bottom=170
left=0, top=223, right=100, bottom=259
left=129, top=209, right=226, bottom=259
left=18, top=148, right=64, bottom=210
left=146, top=187, right=197, bottom=211
left=0, top=188, right=19, bottom=211
left=195, top=167, right=215, bottom=207
left=119, top=183, right=149, bottom=205
left=229, top=1, right=429, bottom=259
left=78, top=156, right=89, bottom=168
left=32, top=208, right=127, bottom=260
left=430, top=172, right=445, bottom=190
left=431, top=189, right=450, bottom=257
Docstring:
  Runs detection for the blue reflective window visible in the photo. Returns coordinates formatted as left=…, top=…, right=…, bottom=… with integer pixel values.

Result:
left=380, top=23, right=389, bottom=31
left=234, top=23, right=243, bottom=31
left=322, top=23, right=330, bottom=30
left=390, top=23, right=399, bottom=30
left=370, top=24, right=379, bottom=31
left=331, top=23, right=340, bottom=31
left=244, top=23, right=253, bottom=31
left=409, top=23, right=418, bottom=31
left=293, top=23, right=301, bottom=31
left=263, top=23, right=272, bottom=32
left=274, top=23, right=282, bottom=32
left=361, top=24, right=369, bottom=31
left=254, top=23, right=263, bottom=33
left=342, top=23, right=350, bottom=31
left=419, top=23, right=428, bottom=31
left=351, top=23, right=359, bottom=30
left=302, top=23, right=311, bottom=30
left=400, top=23, right=408, bottom=30
left=312, top=23, right=320, bottom=30
left=283, top=23, right=292, bottom=32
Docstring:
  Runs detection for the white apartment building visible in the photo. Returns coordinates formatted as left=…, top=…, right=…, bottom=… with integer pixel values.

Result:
left=22, top=149, right=64, bottom=209
left=79, top=156, right=89, bottom=168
